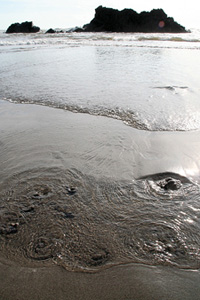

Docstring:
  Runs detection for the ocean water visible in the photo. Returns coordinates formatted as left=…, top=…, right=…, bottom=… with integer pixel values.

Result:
left=0, top=29, right=200, bottom=275
left=1, top=29, right=200, bottom=131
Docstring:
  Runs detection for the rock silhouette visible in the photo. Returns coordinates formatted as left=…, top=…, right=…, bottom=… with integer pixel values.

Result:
left=6, top=21, right=40, bottom=33
left=45, top=28, right=64, bottom=34
left=83, top=6, right=187, bottom=33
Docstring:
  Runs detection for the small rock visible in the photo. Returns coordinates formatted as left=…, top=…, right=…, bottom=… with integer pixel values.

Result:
left=66, top=186, right=76, bottom=195
left=63, top=212, right=75, bottom=219
left=45, top=28, right=56, bottom=34
left=31, top=193, right=41, bottom=200
left=0, top=222, right=19, bottom=235
left=158, top=177, right=182, bottom=191
left=21, top=206, right=35, bottom=213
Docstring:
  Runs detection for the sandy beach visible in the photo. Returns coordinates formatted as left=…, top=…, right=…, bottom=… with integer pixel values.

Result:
left=0, top=100, right=200, bottom=299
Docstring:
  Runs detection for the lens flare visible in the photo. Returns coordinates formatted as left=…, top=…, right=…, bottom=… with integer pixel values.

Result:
left=159, top=21, right=165, bottom=28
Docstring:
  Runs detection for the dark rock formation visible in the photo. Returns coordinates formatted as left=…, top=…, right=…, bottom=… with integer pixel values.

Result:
left=45, top=28, right=64, bottom=34
left=72, top=27, right=84, bottom=32
left=6, top=21, right=40, bottom=33
left=66, top=27, right=84, bottom=33
left=45, top=28, right=56, bottom=34
left=83, top=6, right=187, bottom=33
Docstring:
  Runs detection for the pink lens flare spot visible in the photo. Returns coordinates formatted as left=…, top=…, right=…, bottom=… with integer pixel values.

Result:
left=159, top=21, right=165, bottom=28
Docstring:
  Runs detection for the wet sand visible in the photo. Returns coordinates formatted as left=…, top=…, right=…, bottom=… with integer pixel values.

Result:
left=0, top=259, right=200, bottom=300
left=1, top=100, right=200, bottom=182
left=0, top=100, right=200, bottom=299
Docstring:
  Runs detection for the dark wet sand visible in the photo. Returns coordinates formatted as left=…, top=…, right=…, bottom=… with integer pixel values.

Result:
left=0, top=100, right=200, bottom=299
left=0, top=259, right=200, bottom=300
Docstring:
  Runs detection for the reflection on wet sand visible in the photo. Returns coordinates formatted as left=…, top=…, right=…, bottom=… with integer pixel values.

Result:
left=0, top=101, right=200, bottom=299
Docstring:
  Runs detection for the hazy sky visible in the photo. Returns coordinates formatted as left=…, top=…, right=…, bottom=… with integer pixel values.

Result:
left=0, top=0, right=199, bottom=30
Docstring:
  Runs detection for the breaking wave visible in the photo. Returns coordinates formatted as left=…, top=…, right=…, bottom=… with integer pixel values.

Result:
left=4, top=97, right=200, bottom=132
left=0, top=30, right=200, bottom=50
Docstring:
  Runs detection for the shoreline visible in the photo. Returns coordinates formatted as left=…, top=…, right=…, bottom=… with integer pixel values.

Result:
left=1, top=99, right=200, bottom=182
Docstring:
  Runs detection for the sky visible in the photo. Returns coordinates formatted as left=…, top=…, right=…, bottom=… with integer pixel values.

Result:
left=0, top=0, right=200, bottom=30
